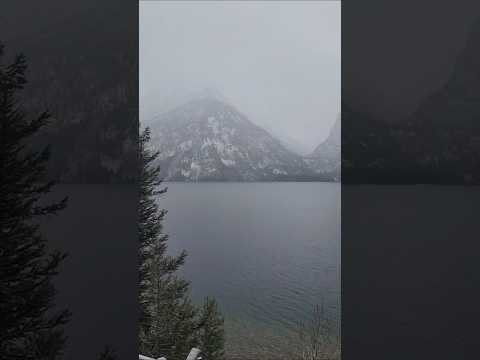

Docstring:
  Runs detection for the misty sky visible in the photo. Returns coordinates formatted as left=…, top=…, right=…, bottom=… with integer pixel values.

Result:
left=140, top=1, right=340, bottom=153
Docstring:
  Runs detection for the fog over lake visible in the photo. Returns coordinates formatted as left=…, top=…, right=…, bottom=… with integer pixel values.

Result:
left=140, top=1, right=341, bottom=153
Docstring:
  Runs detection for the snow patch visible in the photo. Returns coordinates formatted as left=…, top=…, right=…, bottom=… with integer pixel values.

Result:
left=190, top=162, right=201, bottom=178
left=207, top=116, right=221, bottom=135
left=273, top=168, right=287, bottom=175
left=221, top=158, right=235, bottom=167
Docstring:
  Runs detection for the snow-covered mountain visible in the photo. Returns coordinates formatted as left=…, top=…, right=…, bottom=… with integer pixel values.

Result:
left=148, top=98, right=316, bottom=181
left=304, top=114, right=341, bottom=180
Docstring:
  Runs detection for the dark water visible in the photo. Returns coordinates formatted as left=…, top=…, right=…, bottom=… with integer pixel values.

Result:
left=42, top=185, right=138, bottom=360
left=342, top=186, right=480, bottom=360
left=160, top=182, right=341, bottom=358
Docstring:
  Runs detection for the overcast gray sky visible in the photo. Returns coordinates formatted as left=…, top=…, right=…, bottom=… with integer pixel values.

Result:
left=140, top=0, right=340, bottom=153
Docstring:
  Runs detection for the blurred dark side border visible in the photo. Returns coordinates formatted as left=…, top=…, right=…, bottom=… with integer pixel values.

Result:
left=342, top=1, right=480, bottom=359
left=2, top=0, right=138, bottom=184
left=342, top=0, right=480, bottom=186
left=1, top=0, right=138, bottom=359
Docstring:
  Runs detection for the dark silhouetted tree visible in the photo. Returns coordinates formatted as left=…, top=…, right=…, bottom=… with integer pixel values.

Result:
left=97, top=345, right=117, bottom=360
left=0, top=44, right=70, bottom=358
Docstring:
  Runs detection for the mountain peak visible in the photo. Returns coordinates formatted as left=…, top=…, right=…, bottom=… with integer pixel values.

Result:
left=151, top=96, right=254, bottom=130
left=147, top=99, right=339, bottom=182
left=148, top=99, right=315, bottom=181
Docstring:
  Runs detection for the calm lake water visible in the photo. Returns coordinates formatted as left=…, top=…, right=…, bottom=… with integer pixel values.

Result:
left=160, top=182, right=341, bottom=359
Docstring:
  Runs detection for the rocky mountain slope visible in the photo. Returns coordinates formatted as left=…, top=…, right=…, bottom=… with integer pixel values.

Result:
left=148, top=98, right=334, bottom=181
left=305, top=115, right=341, bottom=180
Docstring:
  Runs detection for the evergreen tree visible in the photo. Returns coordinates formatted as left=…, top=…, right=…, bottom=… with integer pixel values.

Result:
left=139, top=128, right=197, bottom=360
left=0, top=44, right=70, bottom=358
left=139, top=127, right=226, bottom=360
left=197, top=298, right=225, bottom=360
